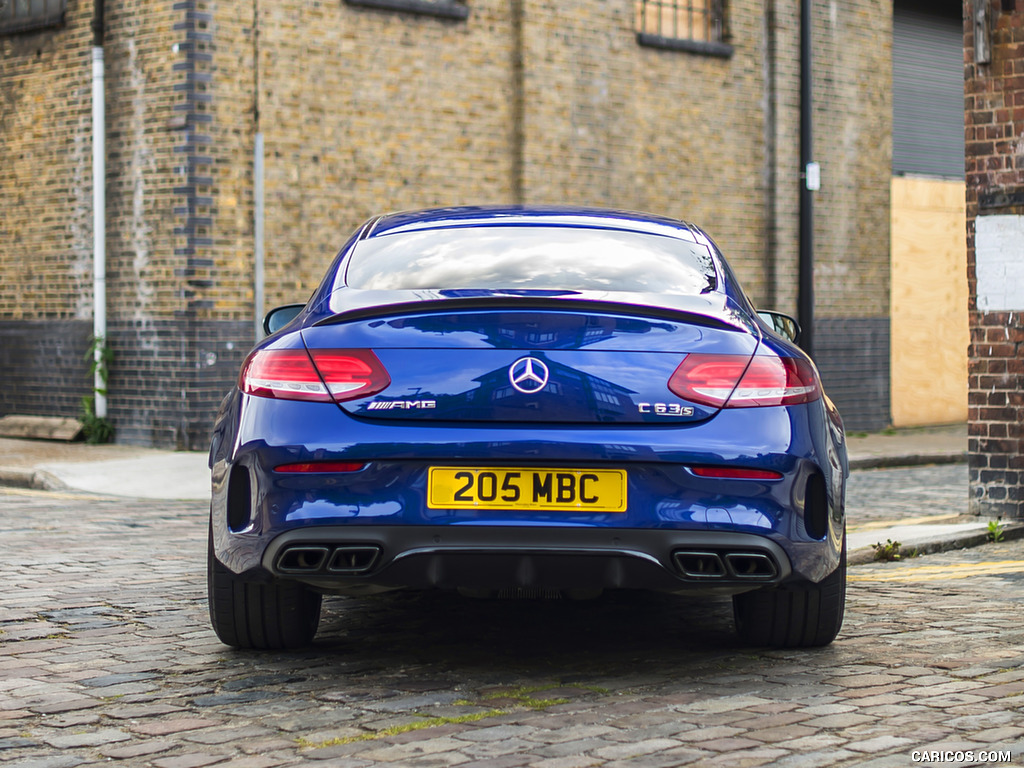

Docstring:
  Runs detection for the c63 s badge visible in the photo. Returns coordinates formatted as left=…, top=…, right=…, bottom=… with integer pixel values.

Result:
left=367, top=400, right=436, bottom=410
left=638, top=402, right=694, bottom=417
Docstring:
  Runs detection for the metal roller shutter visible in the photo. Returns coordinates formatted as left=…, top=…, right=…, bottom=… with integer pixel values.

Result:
left=893, top=3, right=965, bottom=179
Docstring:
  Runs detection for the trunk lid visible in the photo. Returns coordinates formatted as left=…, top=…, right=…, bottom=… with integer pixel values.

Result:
left=300, top=302, right=759, bottom=425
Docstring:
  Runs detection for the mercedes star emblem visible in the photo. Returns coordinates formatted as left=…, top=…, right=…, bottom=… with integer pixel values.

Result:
left=508, top=357, right=550, bottom=394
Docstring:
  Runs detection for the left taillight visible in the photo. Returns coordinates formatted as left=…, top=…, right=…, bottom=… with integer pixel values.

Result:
left=240, top=348, right=390, bottom=403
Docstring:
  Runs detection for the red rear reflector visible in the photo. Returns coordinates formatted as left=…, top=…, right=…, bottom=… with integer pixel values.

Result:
left=691, top=467, right=783, bottom=480
left=240, top=348, right=390, bottom=403
left=275, top=461, right=367, bottom=473
left=668, top=354, right=819, bottom=408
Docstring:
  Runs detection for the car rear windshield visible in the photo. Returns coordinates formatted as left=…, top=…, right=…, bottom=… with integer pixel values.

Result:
left=343, top=226, right=717, bottom=295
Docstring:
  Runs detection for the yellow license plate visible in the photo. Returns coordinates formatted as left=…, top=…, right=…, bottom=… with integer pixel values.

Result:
left=428, top=467, right=627, bottom=512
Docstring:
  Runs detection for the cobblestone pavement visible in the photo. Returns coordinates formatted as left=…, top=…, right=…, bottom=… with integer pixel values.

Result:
left=3, top=465, right=1024, bottom=768
left=846, top=464, right=969, bottom=524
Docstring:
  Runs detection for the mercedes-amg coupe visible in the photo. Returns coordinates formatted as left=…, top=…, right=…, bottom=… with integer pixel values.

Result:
left=208, top=206, right=848, bottom=650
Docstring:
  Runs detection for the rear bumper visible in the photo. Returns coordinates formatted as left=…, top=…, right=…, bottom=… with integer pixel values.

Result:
left=258, top=525, right=798, bottom=596
left=211, top=394, right=847, bottom=589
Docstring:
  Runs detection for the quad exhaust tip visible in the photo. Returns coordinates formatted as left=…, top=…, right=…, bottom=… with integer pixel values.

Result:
left=673, top=551, right=726, bottom=579
left=277, top=544, right=381, bottom=575
left=277, top=546, right=329, bottom=573
left=672, top=549, right=778, bottom=581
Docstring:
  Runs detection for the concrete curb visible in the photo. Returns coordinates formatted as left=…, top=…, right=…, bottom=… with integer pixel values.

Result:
left=849, top=522, right=1024, bottom=566
left=0, top=467, right=69, bottom=492
left=848, top=452, right=967, bottom=471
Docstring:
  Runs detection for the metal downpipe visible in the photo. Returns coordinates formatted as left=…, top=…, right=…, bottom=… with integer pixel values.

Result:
left=92, top=0, right=107, bottom=418
left=798, top=0, right=815, bottom=359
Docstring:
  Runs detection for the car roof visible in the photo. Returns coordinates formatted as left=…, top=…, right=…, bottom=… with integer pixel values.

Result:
left=362, top=205, right=705, bottom=245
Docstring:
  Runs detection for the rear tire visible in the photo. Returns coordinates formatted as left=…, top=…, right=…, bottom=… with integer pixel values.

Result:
left=733, top=537, right=846, bottom=648
left=207, top=531, right=322, bottom=650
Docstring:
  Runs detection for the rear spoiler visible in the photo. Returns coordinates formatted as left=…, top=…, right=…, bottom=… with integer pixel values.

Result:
left=313, top=295, right=753, bottom=334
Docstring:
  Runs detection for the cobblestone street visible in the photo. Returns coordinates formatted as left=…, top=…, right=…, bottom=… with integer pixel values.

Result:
left=846, top=464, right=969, bottom=524
left=2, top=465, right=1023, bottom=768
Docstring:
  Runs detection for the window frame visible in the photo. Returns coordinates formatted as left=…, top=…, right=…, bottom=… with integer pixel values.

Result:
left=343, top=0, right=469, bottom=21
left=0, top=0, right=67, bottom=35
left=635, top=0, right=733, bottom=58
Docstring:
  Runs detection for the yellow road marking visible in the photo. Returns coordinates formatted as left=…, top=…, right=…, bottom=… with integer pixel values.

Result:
left=850, top=561, right=1024, bottom=582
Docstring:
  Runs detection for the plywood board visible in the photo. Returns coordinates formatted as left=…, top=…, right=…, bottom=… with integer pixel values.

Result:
left=890, top=177, right=968, bottom=427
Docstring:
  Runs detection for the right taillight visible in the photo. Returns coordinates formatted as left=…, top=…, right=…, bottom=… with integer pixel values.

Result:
left=240, top=348, right=390, bottom=403
left=669, top=353, right=819, bottom=408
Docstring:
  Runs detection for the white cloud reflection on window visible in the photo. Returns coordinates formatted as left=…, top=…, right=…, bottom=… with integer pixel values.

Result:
left=345, top=227, right=716, bottom=295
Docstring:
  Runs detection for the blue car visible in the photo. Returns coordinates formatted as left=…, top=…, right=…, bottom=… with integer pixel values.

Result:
left=208, top=206, right=848, bottom=650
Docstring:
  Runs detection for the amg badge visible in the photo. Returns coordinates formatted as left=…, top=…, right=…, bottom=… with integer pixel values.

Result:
left=367, top=400, right=437, bottom=410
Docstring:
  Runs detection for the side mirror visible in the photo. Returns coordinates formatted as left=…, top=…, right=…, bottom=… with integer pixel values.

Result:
left=263, top=304, right=305, bottom=336
left=757, top=310, right=801, bottom=344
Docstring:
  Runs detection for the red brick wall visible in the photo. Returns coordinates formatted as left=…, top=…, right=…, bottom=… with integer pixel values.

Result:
left=968, top=313, right=1024, bottom=517
left=965, top=0, right=1024, bottom=519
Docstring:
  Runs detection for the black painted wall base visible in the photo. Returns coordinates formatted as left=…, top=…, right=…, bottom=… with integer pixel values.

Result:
left=0, top=320, right=94, bottom=420
left=813, top=316, right=891, bottom=433
left=0, top=319, right=253, bottom=450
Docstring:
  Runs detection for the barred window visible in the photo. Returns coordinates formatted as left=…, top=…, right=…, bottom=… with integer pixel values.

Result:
left=0, top=0, right=66, bottom=35
left=636, top=0, right=731, bottom=57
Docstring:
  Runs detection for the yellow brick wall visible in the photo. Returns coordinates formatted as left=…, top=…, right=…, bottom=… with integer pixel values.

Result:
left=252, top=1, right=518, bottom=308
left=809, top=0, right=892, bottom=319
left=0, top=1, right=95, bottom=321
left=1, top=0, right=892, bottom=323
left=0, top=0, right=896, bottom=442
left=102, top=0, right=183, bottom=321
left=519, top=1, right=770, bottom=300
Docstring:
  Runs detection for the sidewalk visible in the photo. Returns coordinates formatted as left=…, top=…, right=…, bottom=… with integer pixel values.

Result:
left=846, top=422, right=967, bottom=470
left=0, top=437, right=210, bottom=501
left=1, top=423, right=1018, bottom=565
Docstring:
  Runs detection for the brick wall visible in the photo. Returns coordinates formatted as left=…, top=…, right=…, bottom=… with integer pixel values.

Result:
left=811, top=1, right=893, bottom=320
left=0, top=0, right=246, bottom=448
left=0, top=0, right=895, bottom=446
left=0, top=1, right=94, bottom=425
left=253, top=0, right=518, bottom=308
left=964, top=0, right=1024, bottom=519
left=815, top=317, right=891, bottom=431
left=0, top=320, right=92, bottom=418
left=518, top=1, right=770, bottom=296
left=768, top=0, right=893, bottom=430
left=967, top=312, right=1024, bottom=517
left=0, top=2, right=94, bottom=323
